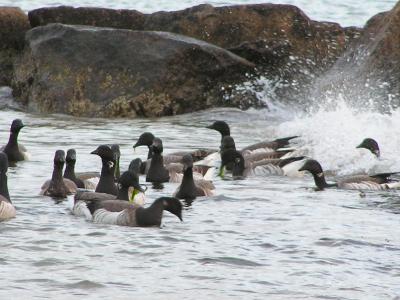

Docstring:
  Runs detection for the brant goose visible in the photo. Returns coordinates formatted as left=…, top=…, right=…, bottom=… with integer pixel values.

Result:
left=299, top=159, right=400, bottom=191
left=219, top=148, right=306, bottom=178
left=41, top=150, right=77, bottom=198
left=134, top=132, right=215, bottom=174
left=146, top=138, right=170, bottom=183
left=1, top=119, right=29, bottom=164
left=71, top=170, right=146, bottom=218
left=87, top=197, right=182, bottom=227
left=0, top=152, right=16, bottom=221
left=207, top=120, right=298, bottom=154
left=90, top=145, right=118, bottom=195
left=356, top=138, right=380, bottom=158
left=174, top=154, right=215, bottom=200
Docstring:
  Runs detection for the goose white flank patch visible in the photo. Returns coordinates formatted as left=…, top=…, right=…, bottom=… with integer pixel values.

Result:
left=0, top=152, right=16, bottom=221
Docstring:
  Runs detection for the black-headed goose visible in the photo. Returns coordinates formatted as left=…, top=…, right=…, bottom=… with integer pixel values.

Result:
left=71, top=170, right=146, bottom=218
left=146, top=138, right=170, bottom=183
left=90, top=145, right=118, bottom=195
left=221, top=136, right=294, bottom=164
left=174, top=154, right=215, bottom=200
left=145, top=138, right=213, bottom=184
left=41, top=150, right=77, bottom=198
left=0, top=152, right=16, bottom=221
left=134, top=132, right=215, bottom=174
left=64, top=149, right=95, bottom=189
left=219, top=148, right=306, bottom=179
left=1, top=119, right=29, bottom=165
left=206, top=120, right=298, bottom=155
left=299, top=159, right=400, bottom=191
left=87, top=197, right=182, bottom=227
left=356, top=138, right=380, bottom=158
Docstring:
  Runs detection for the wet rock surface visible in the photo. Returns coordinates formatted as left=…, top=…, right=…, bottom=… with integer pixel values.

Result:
left=12, top=23, right=260, bottom=117
left=0, top=7, right=31, bottom=86
left=4, top=2, right=399, bottom=117
left=311, top=2, right=400, bottom=111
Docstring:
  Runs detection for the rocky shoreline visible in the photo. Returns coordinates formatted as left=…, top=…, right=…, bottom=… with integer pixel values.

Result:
left=0, top=2, right=399, bottom=117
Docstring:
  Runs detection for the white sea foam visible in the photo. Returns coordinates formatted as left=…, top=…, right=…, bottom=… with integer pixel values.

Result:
left=274, top=98, right=400, bottom=176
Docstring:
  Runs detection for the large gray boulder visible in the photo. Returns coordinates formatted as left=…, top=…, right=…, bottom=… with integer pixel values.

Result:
left=12, top=23, right=261, bottom=117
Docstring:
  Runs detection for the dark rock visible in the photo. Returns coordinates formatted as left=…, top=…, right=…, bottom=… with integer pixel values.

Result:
left=0, top=7, right=31, bottom=86
left=12, top=23, right=261, bottom=117
left=28, top=4, right=357, bottom=102
left=29, top=5, right=353, bottom=70
left=145, top=4, right=348, bottom=69
left=29, top=6, right=145, bottom=30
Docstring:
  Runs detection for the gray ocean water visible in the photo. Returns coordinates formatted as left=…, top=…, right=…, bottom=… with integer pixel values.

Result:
left=1, top=1, right=400, bottom=299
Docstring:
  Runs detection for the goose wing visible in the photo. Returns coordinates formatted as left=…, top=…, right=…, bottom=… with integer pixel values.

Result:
left=76, top=172, right=100, bottom=180
left=244, top=149, right=294, bottom=163
left=168, top=149, right=216, bottom=162
left=337, top=175, right=389, bottom=190
left=241, top=136, right=299, bottom=153
left=74, top=190, right=117, bottom=202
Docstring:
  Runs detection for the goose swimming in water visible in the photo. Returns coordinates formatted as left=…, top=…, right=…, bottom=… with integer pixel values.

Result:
left=219, top=148, right=306, bottom=179
left=356, top=138, right=380, bottom=158
left=90, top=145, right=118, bottom=195
left=146, top=138, right=170, bottom=183
left=144, top=138, right=213, bottom=184
left=0, top=152, right=16, bottom=221
left=221, top=136, right=294, bottom=164
left=64, top=149, right=92, bottom=189
left=71, top=170, right=146, bottom=218
left=67, top=145, right=120, bottom=190
left=41, top=150, right=77, bottom=198
left=86, top=196, right=182, bottom=227
left=206, top=120, right=298, bottom=155
left=174, top=154, right=215, bottom=200
left=134, top=132, right=216, bottom=174
left=1, top=119, right=29, bottom=165
left=298, top=159, right=400, bottom=191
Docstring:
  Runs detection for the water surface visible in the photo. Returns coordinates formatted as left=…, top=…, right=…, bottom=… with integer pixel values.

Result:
left=0, top=0, right=400, bottom=298
left=0, top=90, right=400, bottom=299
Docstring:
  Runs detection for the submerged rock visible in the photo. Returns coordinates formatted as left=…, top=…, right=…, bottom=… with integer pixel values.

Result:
left=12, top=23, right=261, bottom=117
left=0, top=7, right=31, bottom=86
left=311, top=1, right=400, bottom=111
